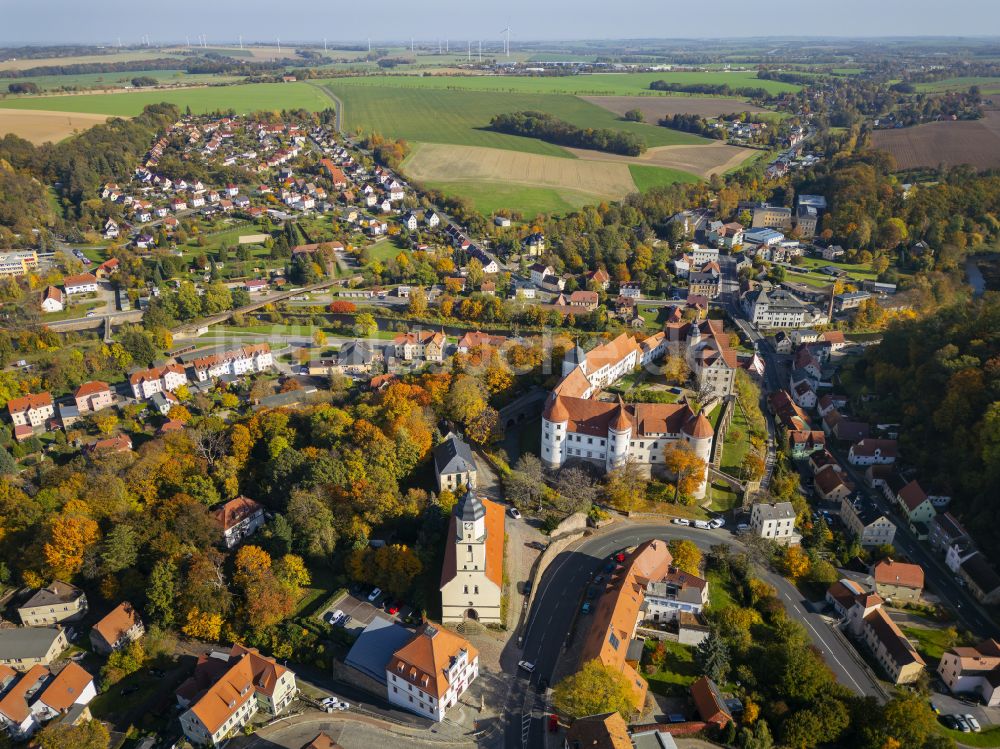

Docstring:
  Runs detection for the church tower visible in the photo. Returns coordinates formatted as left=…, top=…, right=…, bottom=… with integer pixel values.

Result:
left=440, top=489, right=503, bottom=625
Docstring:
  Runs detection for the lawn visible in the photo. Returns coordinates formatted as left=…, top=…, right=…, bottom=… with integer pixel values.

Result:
left=793, top=255, right=881, bottom=281
left=720, top=406, right=753, bottom=478
left=785, top=271, right=834, bottom=289
left=364, top=238, right=407, bottom=263
left=320, top=82, right=710, bottom=153
left=643, top=640, right=699, bottom=696
left=900, top=625, right=956, bottom=664
left=423, top=179, right=596, bottom=216
left=318, top=71, right=800, bottom=97
left=0, top=82, right=333, bottom=116
left=707, top=482, right=740, bottom=513
left=937, top=725, right=1000, bottom=747
left=706, top=567, right=737, bottom=612
left=629, top=164, right=702, bottom=192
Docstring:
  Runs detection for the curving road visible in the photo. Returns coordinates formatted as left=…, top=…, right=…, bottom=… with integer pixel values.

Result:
left=504, top=521, right=886, bottom=749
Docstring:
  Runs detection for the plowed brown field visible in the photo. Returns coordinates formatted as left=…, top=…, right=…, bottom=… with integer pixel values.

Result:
left=0, top=108, right=112, bottom=143
left=872, top=111, right=1000, bottom=171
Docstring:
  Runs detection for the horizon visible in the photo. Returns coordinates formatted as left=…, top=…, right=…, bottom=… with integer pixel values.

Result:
left=4, top=0, right=1000, bottom=45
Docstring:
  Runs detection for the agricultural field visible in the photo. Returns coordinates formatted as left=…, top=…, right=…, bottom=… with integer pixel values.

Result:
left=422, top=180, right=598, bottom=216
left=871, top=110, right=1000, bottom=171
left=914, top=76, right=1000, bottom=94
left=322, top=82, right=709, bottom=151
left=318, top=70, right=801, bottom=96
left=564, top=141, right=758, bottom=178
left=581, top=94, right=769, bottom=121
left=0, top=81, right=333, bottom=116
left=0, top=49, right=177, bottom=71
left=0, top=108, right=112, bottom=143
left=0, top=69, right=242, bottom=93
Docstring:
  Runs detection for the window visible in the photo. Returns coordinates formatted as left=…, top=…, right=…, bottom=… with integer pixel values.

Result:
left=608, top=632, right=620, bottom=650
left=464, top=586, right=468, bottom=594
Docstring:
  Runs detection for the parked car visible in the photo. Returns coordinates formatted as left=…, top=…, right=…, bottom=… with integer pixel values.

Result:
left=692, top=520, right=711, bottom=529
left=955, top=716, right=972, bottom=733
left=523, top=581, right=533, bottom=596
left=387, top=602, right=400, bottom=615
left=526, top=541, right=547, bottom=551
left=671, top=518, right=689, bottom=525
left=120, top=685, right=140, bottom=696
left=737, top=523, right=751, bottom=532
left=321, top=697, right=350, bottom=711
left=368, top=588, right=382, bottom=602
left=326, top=609, right=344, bottom=625
left=941, top=715, right=959, bottom=730
left=581, top=603, right=592, bottom=614
left=509, top=507, right=522, bottom=520
left=964, top=715, right=981, bottom=732
left=709, top=518, right=725, bottom=529
left=517, top=660, right=535, bottom=673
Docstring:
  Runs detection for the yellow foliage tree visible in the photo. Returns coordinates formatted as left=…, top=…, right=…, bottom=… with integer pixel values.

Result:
left=43, top=512, right=100, bottom=580
left=781, top=545, right=811, bottom=580
left=667, top=539, right=702, bottom=575
left=182, top=608, right=223, bottom=641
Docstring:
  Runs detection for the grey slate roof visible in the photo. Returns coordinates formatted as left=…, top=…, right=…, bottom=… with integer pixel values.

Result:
left=753, top=501, right=796, bottom=520
left=433, top=433, right=476, bottom=477
left=0, top=627, right=64, bottom=660
left=337, top=340, right=373, bottom=366
left=458, top=489, right=485, bottom=523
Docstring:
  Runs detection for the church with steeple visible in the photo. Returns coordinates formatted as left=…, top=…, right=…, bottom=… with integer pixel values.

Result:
left=440, top=489, right=505, bottom=625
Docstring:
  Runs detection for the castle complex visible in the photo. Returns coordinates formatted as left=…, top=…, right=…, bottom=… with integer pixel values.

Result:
left=540, top=332, right=716, bottom=498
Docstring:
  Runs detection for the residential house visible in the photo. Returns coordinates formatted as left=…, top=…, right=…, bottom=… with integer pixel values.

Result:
left=0, top=628, right=68, bottom=671
left=788, top=430, right=825, bottom=458
left=929, top=513, right=972, bottom=556
left=73, top=381, right=113, bottom=413
left=433, top=433, right=478, bottom=493
left=103, top=219, right=119, bottom=238
left=522, top=233, right=546, bottom=256
left=826, top=578, right=868, bottom=618
left=846, top=595, right=924, bottom=684
left=334, top=340, right=376, bottom=375
left=643, top=568, right=709, bottom=622
left=750, top=502, right=797, bottom=543
left=585, top=268, right=611, bottom=291
left=189, top=344, right=273, bottom=382
left=40, top=286, right=63, bottom=313
left=386, top=623, right=478, bottom=722
left=848, top=439, right=898, bottom=467
left=690, top=676, right=733, bottom=729
left=177, top=645, right=296, bottom=747
left=529, top=263, right=556, bottom=287
left=425, top=212, right=440, bottom=228
left=401, top=212, right=419, bottom=231
left=895, top=480, right=937, bottom=530
left=562, top=712, right=632, bottom=749
left=456, top=331, right=507, bottom=355
left=579, top=540, right=673, bottom=707
left=129, top=364, right=188, bottom=400
left=244, top=279, right=268, bottom=293
left=569, top=290, right=599, bottom=310
left=751, top=203, right=793, bottom=230
left=90, top=602, right=144, bottom=655
left=18, top=582, right=88, bottom=627
left=815, top=464, right=853, bottom=502
left=393, top=330, right=445, bottom=362
left=958, top=553, right=1000, bottom=605
left=89, top=434, right=132, bottom=455
left=62, top=273, right=99, bottom=295
left=0, top=250, right=39, bottom=278
left=7, top=392, right=54, bottom=429
left=440, top=491, right=503, bottom=625
left=31, top=662, right=96, bottom=726
left=871, top=559, right=924, bottom=603
left=709, top=221, right=744, bottom=249
left=149, top=390, right=178, bottom=416
left=839, top=496, right=896, bottom=547
left=938, top=639, right=1000, bottom=706
left=493, top=215, right=511, bottom=228
left=213, top=496, right=266, bottom=549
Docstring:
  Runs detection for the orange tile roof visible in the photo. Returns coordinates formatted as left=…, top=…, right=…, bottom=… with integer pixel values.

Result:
left=873, top=559, right=924, bottom=590
left=7, top=392, right=52, bottom=414
left=691, top=676, right=732, bottom=727
left=0, top=665, right=49, bottom=724
left=305, top=733, right=342, bottom=749
left=38, top=662, right=93, bottom=712
left=129, top=363, right=185, bottom=385
left=63, top=272, right=97, bottom=287
left=92, top=602, right=141, bottom=649
left=188, top=646, right=289, bottom=735
left=584, top=333, right=639, bottom=372
left=563, top=712, right=632, bottom=749
left=74, top=381, right=110, bottom=398
left=213, top=496, right=264, bottom=532
left=387, top=624, right=478, bottom=699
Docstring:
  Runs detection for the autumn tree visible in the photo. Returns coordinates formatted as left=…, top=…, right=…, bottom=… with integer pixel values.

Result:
left=781, top=545, right=811, bottom=580
left=446, top=374, right=487, bottom=425
left=43, top=506, right=100, bottom=580
left=408, top=286, right=428, bottom=316
left=662, top=443, right=707, bottom=502
left=604, top=462, right=648, bottom=512
left=552, top=659, right=639, bottom=719
left=37, top=720, right=110, bottom=749
left=353, top=312, right=377, bottom=337
left=740, top=451, right=766, bottom=482
left=347, top=543, right=423, bottom=597
left=668, top=539, right=702, bottom=575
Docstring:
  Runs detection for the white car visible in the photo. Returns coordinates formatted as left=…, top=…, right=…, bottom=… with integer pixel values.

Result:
left=736, top=523, right=750, bottom=532
left=321, top=697, right=350, bottom=711
left=517, top=660, right=535, bottom=673
left=671, top=518, right=689, bottom=525
left=367, top=588, right=382, bottom=602
left=509, top=507, right=522, bottom=520
left=965, top=715, right=982, bottom=732
left=326, top=609, right=344, bottom=625
left=692, top=520, right=711, bottom=529
left=709, top=518, right=725, bottom=529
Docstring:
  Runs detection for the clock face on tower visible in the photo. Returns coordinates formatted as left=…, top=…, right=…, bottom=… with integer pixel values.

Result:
left=464, top=522, right=473, bottom=532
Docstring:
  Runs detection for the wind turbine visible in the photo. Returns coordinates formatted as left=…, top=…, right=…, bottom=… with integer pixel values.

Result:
left=239, top=35, right=243, bottom=50
left=500, top=26, right=510, bottom=57
left=277, top=37, right=281, bottom=54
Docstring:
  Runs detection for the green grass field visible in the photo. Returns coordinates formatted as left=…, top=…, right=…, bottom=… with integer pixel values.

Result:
left=0, top=82, right=332, bottom=116
left=423, top=179, right=597, bottom=216
left=0, top=69, right=241, bottom=93
left=629, top=164, right=702, bottom=192
left=318, top=71, right=800, bottom=96
left=643, top=640, right=698, bottom=696
left=900, top=625, right=955, bottom=664
left=914, top=76, right=1000, bottom=93
left=322, top=82, right=709, bottom=153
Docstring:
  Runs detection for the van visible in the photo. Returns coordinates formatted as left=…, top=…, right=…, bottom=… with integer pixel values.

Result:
left=693, top=520, right=711, bottom=529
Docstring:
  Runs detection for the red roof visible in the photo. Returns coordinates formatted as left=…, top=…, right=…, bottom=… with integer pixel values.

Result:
left=63, top=272, right=97, bottom=287
left=74, top=381, right=110, bottom=398
left=873, top=559, right=924, bottom=590
left=213, top=496, right=263, bottom=532
left=7, top=392, right=52, bottom=414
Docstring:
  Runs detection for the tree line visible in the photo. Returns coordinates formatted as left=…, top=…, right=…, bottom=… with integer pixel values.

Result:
left=489, top=110, right=646, bottom=156
left=649, top=80, right=773, bottom=100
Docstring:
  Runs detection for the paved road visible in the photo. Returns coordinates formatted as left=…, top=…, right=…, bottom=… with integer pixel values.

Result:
left=505, top=521, right=885, bottom=749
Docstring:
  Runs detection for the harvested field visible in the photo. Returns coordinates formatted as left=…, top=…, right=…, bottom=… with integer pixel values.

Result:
left=582, top=95, right=768, bottom=121
left=563, top=141, right=758, bottom=178
left=403, top=142, right=637, bottom=199
left=872, top=111, right=1000, bottom=171
left=0, top=108, right=113, bottom=143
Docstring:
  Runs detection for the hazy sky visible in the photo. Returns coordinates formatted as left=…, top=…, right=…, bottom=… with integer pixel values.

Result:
left=4, top=0, right=1000, bottom=45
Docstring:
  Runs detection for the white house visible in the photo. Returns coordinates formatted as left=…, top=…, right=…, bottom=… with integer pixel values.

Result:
left=386, top=624, right=479, bottom=722
left=63, top=273, right=99, bottom=295
left=129, top=364, right=188, bottom=400
left=213, top=496, right=266, bottom=549
left=750, top=502, right=797, bottom=543
left=40, top=286, right=63, bottom=313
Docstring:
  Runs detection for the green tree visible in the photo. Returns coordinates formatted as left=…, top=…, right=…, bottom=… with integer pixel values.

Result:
left=146, top=559, right=177, bottom=627
left=353, top=312, right=377, bottom=337
left=552, top=659, right=639, bottom=719
left=0, top=447, right=15, bottom=476
left=695, top=631, right=730, bottom=682
left=100, top=524, right=139, bottom=574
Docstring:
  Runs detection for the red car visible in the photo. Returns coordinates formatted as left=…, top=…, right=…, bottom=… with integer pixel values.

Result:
left=387, top=602, right=401, bottom=615
left=548, top=714, right=559, bottom=732
left=614, top=552, right=626, bottom=563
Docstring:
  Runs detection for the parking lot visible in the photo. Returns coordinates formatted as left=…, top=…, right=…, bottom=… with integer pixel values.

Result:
left=318, top=590, right=418, bottom=637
